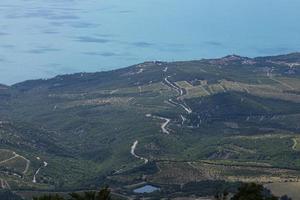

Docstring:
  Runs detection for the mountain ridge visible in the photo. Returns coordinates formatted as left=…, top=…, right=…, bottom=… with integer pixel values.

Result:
left=6, top=52, right=299, bottom=90
left=0, top=52, right=300, bottom=196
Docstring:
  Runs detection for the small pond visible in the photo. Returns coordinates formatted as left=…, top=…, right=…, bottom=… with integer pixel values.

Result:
left=133, top=185, right=160, bottom=194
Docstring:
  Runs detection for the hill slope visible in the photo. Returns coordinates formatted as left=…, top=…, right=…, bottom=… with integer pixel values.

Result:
left=0, top=53, right=300, bottom=196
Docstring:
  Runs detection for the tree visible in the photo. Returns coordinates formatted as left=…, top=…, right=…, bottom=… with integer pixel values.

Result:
left=280, top=195, right=292, bottom=200
left=231, top=183, right=290, bottom=200
left=0, top=189, right=23, bottom=200
left=69, top=186, right=111, bottom=200
left=214, top=190, right=229, bottom=200
left=97, top=186, right=111, bottom=200
left=33, top=194, right=65, bottom=200
left=33, top=187, right=111, bottom=200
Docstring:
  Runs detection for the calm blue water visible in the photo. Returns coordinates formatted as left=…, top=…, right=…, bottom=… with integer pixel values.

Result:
left=0, top=0, right=300, bottom=84
left=133, top=185, right=160, bottom=193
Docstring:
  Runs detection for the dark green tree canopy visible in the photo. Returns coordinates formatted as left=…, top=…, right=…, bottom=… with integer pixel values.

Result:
left=231, top=183, right=291, bottom=200
left=33, top=187, right=111, bottom=200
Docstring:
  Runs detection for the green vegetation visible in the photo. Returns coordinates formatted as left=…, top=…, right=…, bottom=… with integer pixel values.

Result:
left=22, top=183, right=294, bottom=200
left=231, top=183, right=279, bottom=200
left=0, top=53, right=300, bottom=198
left=33, top=187, right=111, bottom=200
left=0, top=189, right=23, bottom=200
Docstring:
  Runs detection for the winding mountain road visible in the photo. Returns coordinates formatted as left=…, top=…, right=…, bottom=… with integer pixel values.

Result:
left=164, top=77, right=192, bottom=114
left=168, top=98, right=192, bottom=114
left=180, top=115, right=186, bottom=125
left=292, top=138, right=298, bottom=150
left=129, top=71, right=193, bottom=166
left=146, top=114, right=171, bottom=134
left=33, top=161, right=48, bottom=183
left=145, top=75, right=193, bottom=137
left=130, top=141, right=148, bottom=164
left=164, top=77, right=181, bottom=96
left=0, top=152, right=30, bottom=175
left=159, top=117, right=171, bottom=134
left=0, top=154, right=18, bottom=164
left=0, top=179, right=10, bottom=189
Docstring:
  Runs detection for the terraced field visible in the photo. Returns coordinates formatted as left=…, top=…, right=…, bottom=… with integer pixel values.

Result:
left=148, top=161, right=300, bottom=184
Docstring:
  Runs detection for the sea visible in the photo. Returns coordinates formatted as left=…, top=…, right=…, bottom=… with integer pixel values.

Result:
left=0, top=0, right=299, bottom=84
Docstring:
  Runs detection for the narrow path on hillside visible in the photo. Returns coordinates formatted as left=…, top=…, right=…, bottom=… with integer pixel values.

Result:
left=163, top=77, right=193, bottom=114
left=146, top=114, right=171, bottom=135
left=18, top=154, right=30, bottom=174
left=160, top=117, right=171, bottom=134
left=180, top=115, right=186, bottom=125
left=0, top=152, right=30, bottom=175
left=129, top=70, right=193, bottom=167
left=0, top=179, right=10, bottom=190
left=130, top=141, right=148, bottom=164
left=33, top=161, right=48, bottom=183
left=168, top=98, right=192, bottom=114
left=164, top=77, right=181, bottom=96
left=144, top=74, right=193, bottom=138
left=269, top=77, right=294, bottom=90
left=0, top=153, right=18, bottom=164
left=292, top=138, right=298, bottom=150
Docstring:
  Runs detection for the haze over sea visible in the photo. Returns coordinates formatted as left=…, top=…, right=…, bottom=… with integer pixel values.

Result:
left=0, top=0, right=300, bottom=85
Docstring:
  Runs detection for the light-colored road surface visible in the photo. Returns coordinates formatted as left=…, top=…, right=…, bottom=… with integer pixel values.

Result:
left=110, top=89, right=119, bottom=94
left=164, top=77, right=181, bottom=96
left=0, top=153, right=18, bottom=164
left=164, top=77, right=193, bottom=114
left=18, top=154, right=31, bottom=174
left=270, top=77, right=294, bottom=90
left=146, top=76, right=193, bottom=137
left=161, top=118, right=171, bottom=134
left=0, top=151, right=30, bottom=175
left=292, top=138, right=298, bottom=150
left=156, top=117, right=171, bottom=135
left=168, top=98, right=192, bottom=114
left=130, top=140, right=148, bottom=164
left=135, top=76, right=193, bottom=165
left=0, top=179, right=10, bottom=189
left=33, top=160, right=48, bottom=183
left=147, top=114, right=171, bottom=134
left=180, top=114, right=186, bottom=125
left=32, top=168, right=40, bottom=183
